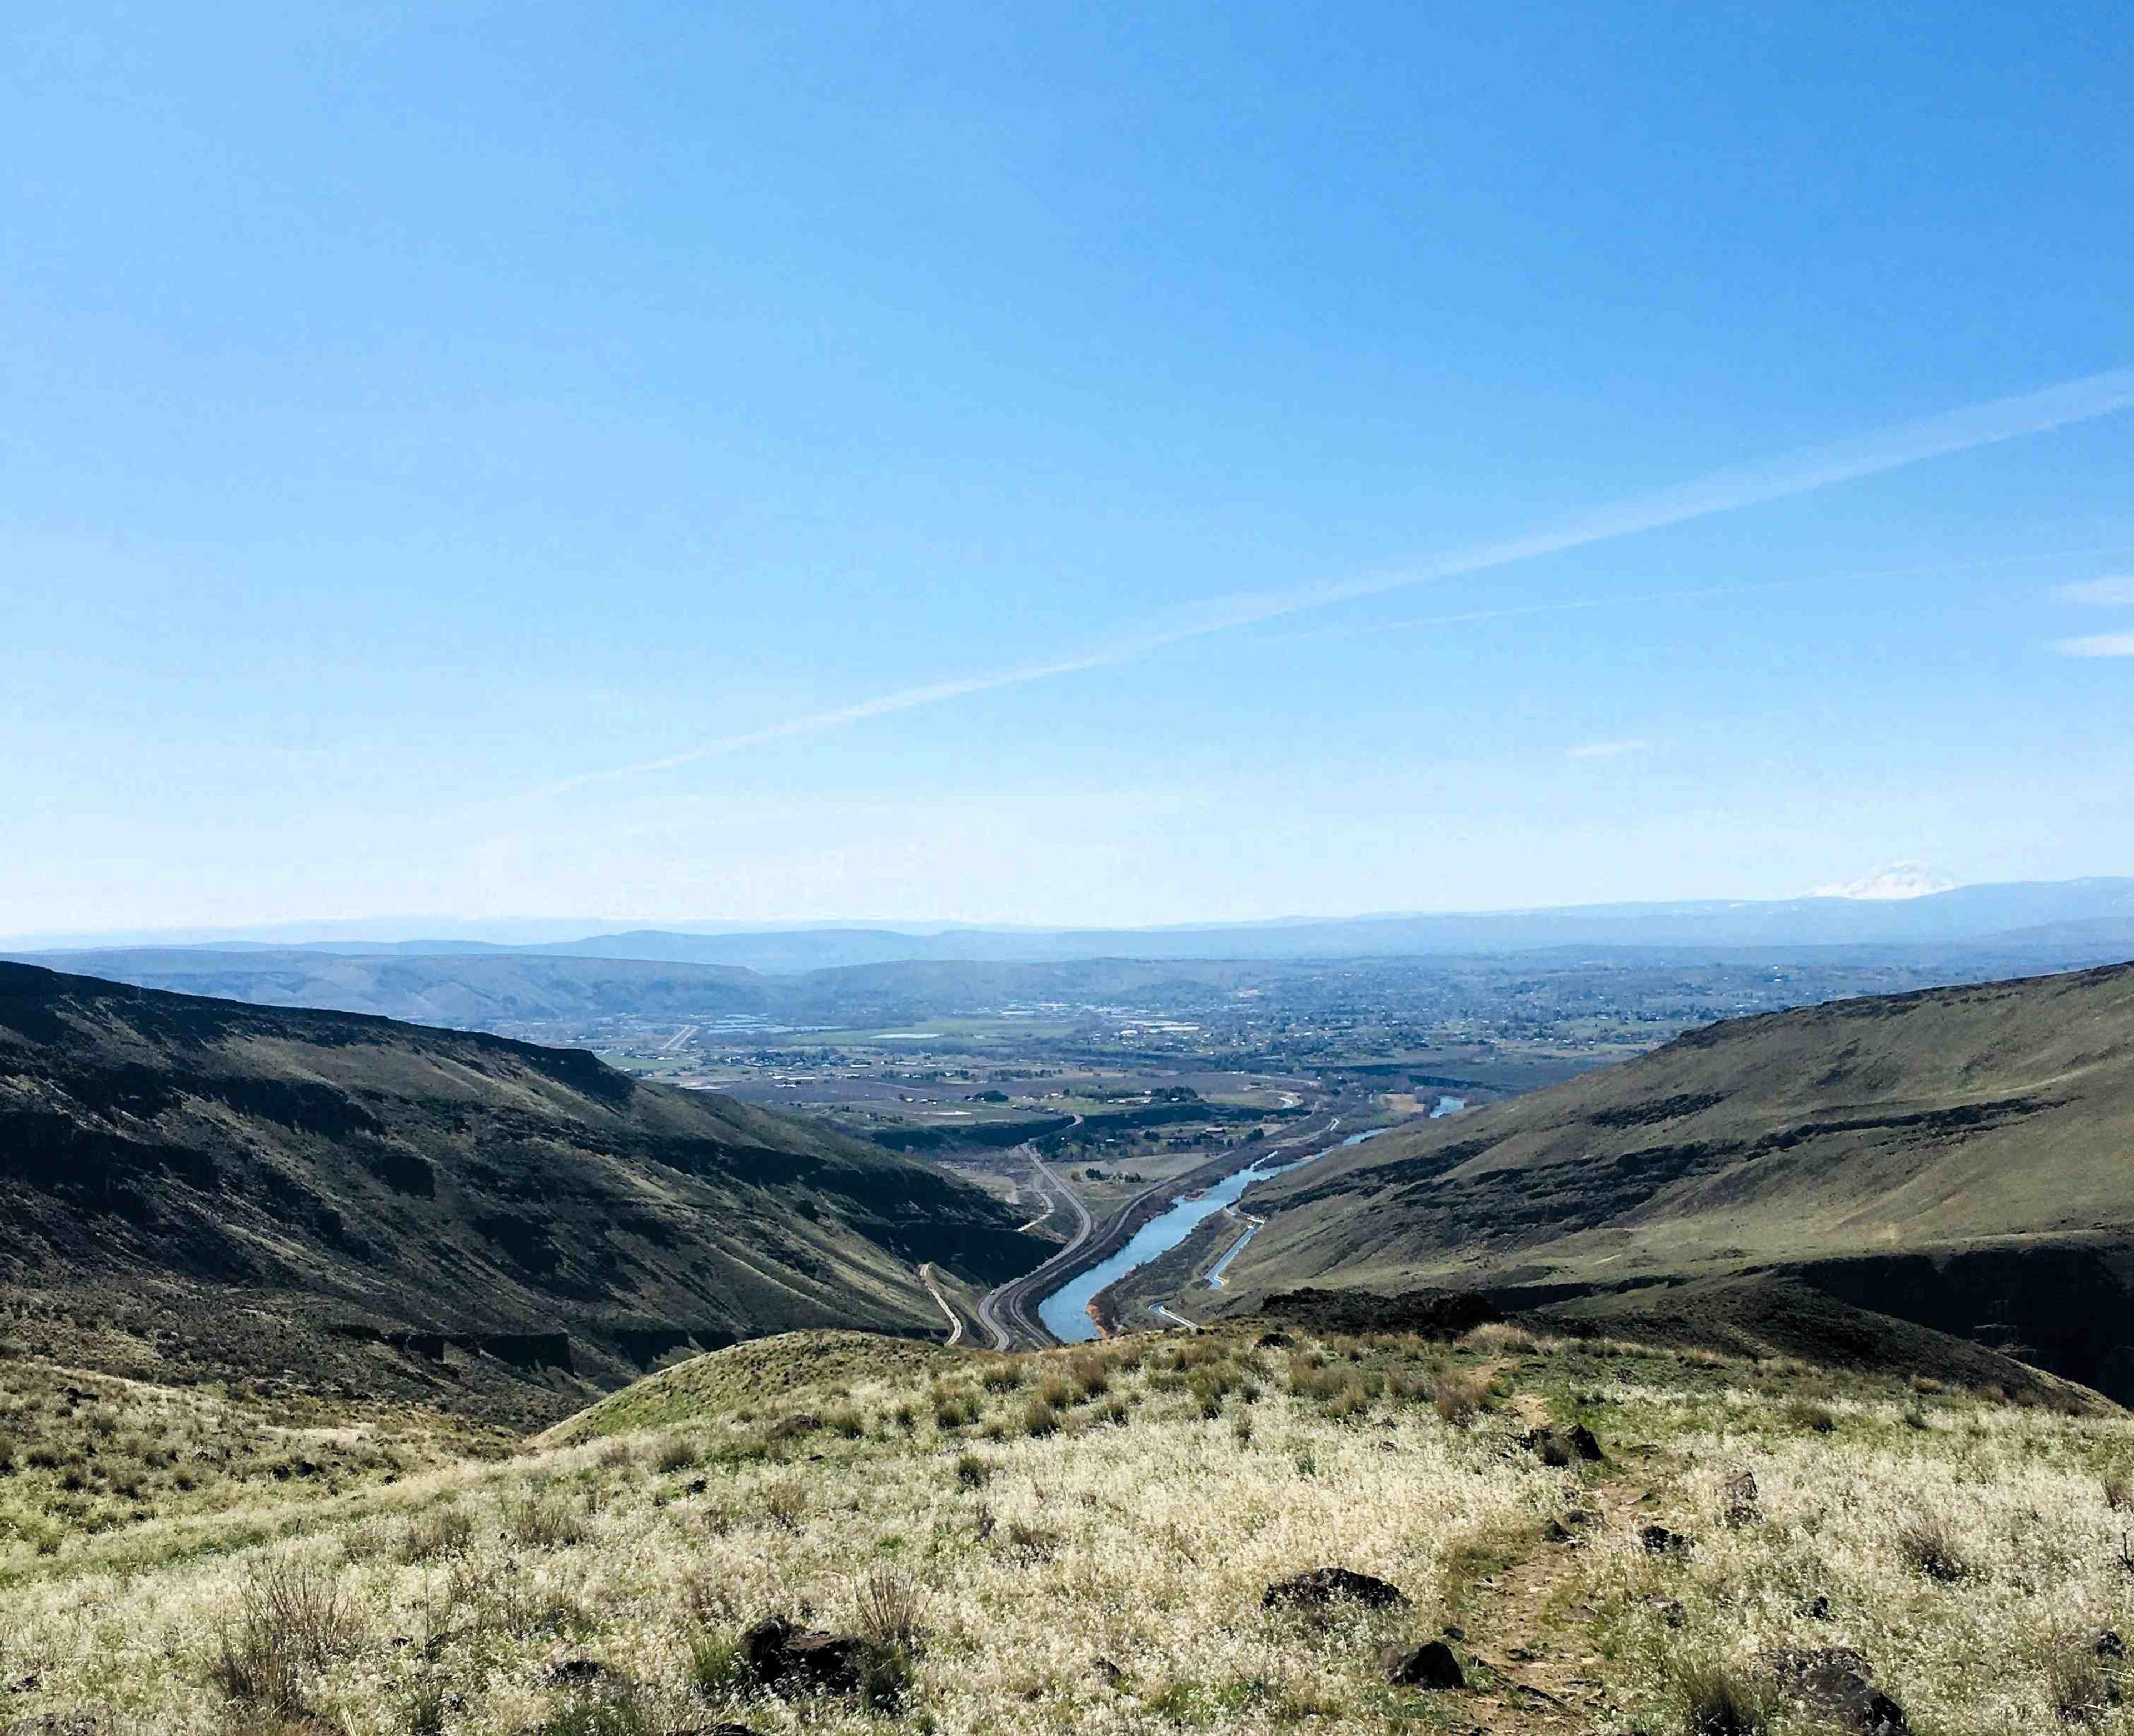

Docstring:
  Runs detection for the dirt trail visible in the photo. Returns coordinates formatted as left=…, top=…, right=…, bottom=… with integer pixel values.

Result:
left=918, top=1263, right=964, bottom=1346
left=1438, top=1395, right=1657, bottom=1730
left=1457, top=1487, right=1646, bottom=1729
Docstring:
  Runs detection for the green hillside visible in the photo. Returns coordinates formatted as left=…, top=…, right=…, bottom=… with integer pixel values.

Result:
left=1229, top=961, right=2134, bottom=1397
left=0, top=964, right=1039, bottom=1424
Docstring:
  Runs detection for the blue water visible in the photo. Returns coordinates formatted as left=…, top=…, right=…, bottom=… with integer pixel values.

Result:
left=1429, top=1095, right=1467, bottom=1118
left=1036, top=1127, right=1388, bottom=1342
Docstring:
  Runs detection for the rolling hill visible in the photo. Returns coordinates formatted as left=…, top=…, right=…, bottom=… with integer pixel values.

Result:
left=0, top=947, right=776, bottom=1027
left=1230, top=960, right=2134, bottom=1399
left=0, top=963, right=1040, bottom=1423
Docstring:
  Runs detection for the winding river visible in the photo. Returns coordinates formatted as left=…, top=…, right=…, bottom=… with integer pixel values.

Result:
left=1035, top=1127, right=1389, bottom=1343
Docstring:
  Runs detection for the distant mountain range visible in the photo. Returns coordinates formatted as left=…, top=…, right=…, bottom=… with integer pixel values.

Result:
left=11, top=876, right=2134, bottom=974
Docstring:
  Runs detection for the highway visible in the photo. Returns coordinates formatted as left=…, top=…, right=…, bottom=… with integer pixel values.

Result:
left=976, top=1144, right=1093, bottom=1350
left=977, top=1109, right=1342, bottom=1350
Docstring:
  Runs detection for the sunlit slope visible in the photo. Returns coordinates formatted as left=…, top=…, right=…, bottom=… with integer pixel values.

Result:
left=10, top=1321, right=2126, bottom=1735
left=1235, top=961, right=2134, bottom=1296
left=0, top=964, right=1034, bottom=1420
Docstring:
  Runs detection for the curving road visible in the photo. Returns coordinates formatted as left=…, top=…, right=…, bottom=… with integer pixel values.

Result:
left=977, top=1144, right=1093, bottom=1350
left=978, top=1110, right=1343, bottom=1350
left=918, top=1262, right=965, bottom=1346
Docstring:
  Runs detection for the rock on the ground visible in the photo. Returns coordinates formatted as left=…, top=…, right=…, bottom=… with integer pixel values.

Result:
left=1640, top=1524, right=1692, bottom=1555
left=1381, top=1640, right=1465, bottom=1688
left=1263, top=1568, right=1410, bottom=1610
left=740, top=1616, right=873, bottom=1697
left=1522, top=1423, right=1604, bottom=1465
left=1764, top=1647, right=1911, bottom=1734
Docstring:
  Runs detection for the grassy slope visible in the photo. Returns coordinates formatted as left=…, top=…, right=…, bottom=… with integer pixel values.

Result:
left=1232, top=960, right=2134, bottom=1297
left=3, top=1324, right=2129, bottom=1735
left=0, top=1349, right=500, bottom=1557
left=0, top=964, right=1037, bottom=1424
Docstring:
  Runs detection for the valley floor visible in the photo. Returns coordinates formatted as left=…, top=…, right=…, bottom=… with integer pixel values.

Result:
left=3, top=1324, right=2130, bottom=1734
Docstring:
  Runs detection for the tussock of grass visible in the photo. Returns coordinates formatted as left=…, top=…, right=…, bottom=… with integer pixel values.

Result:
left=1894, top=1508, right=1972, bottom=1583
left=398, top=1501, right=475, bottom=1562
left=652, top=1435, right=699, bottom=1474
left=1674, top=1656, right=1771, bottom=1733
left=506, top=1486, right=589, bottom=1549
left=1783, top=1395, right=1838, bottom=1434
left=206, top=1555, right=359, bottom=1718
left=854, top=1560, right=928, bottom=1654
left=1433, top=1366, right=1491, bottom=1426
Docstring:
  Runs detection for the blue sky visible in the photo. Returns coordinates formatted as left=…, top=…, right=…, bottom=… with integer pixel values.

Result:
left=4, top=2, right=2132, bottom=936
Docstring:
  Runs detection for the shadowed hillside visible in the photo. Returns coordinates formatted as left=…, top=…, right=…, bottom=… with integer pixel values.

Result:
left=0, top=964, right=1040, bottom=1424
left=1231, top=962, right=2134, bottom=1398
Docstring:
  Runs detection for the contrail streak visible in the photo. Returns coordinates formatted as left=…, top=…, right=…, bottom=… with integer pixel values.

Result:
left=537, top=365, right=2134, bottom=796
left=1279, top=541, right=2134, bottom=643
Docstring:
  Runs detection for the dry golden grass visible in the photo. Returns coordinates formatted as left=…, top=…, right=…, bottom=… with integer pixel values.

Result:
left=1, top=1325, right=2129, bottom=1734
left=0, top=1353, right=488, bottom=1557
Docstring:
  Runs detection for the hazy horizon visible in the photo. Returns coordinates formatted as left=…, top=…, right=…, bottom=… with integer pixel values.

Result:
left=13, top=864, right=2134, bottom=955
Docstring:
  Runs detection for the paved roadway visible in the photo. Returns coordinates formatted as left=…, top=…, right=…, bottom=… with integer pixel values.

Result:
left=977, top=1109, right=1341, bottom=1350
left=976, top=1144, right=1093, bottom=1349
